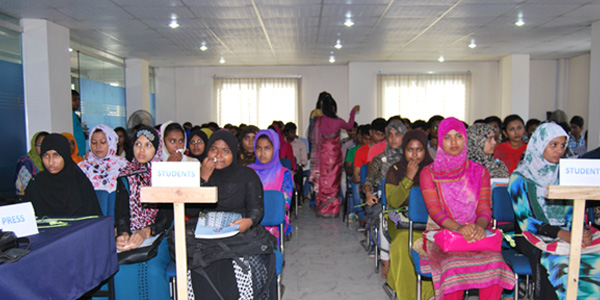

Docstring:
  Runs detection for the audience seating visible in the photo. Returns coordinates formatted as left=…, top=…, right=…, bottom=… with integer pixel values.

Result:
left=408, top=187, right=432, bottom=300
left=261, top=190, right=287, bottom=300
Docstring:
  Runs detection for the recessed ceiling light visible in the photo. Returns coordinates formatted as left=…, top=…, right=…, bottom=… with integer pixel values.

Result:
left=200, top=41, right=207, bottom=51
left=68, top=47, right=73, bottom=52
left=515, top=13, right=525, bottom=27
left=109, top=82, right=119, bottom=87
left=219, top=56, right=225, bottom=64
left=335, top=39, right=342, bottom=49
left=329, top=55, right=336, bottom=63
left=344, top=18, right=354, bottom=27
left=438, top=55, right=445, bottom=63
left=468, top=39, right=476, bottom=49
left=169, top=19, right=179, bottom=29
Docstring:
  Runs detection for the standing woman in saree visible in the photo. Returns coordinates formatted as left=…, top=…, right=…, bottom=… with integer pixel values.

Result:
left=309, top=92, right=359, bottom=217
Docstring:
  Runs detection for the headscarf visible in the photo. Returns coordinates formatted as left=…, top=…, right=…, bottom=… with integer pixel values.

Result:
left=467, top=123, right=509, bottom=178
left=432, top=117, right=468, bottom=181
left=25, top=133, right=101, bottom=217
left=28, top=131, right=47, bottom=171
left=159, top=121, right=187, bottom=162
left=119, top=126, right=163, bottom=231
left=187, top=127, right=209, bottom=162
left=513, top=122, right=569, bottom=225
left=78, top=125, right=127, bottom=193
left=201, top=128, right=213, bottom=139
left=61, top=132, right=83, bottom=163
left=379, top=121, right=408, bottom=172
left=272, top=125, right=296, bottom=170
left=238, top=125, right=259, bottom=166
left=387, top=130, right=433, bottom=187
left=249, top=129, right=284, bottom=186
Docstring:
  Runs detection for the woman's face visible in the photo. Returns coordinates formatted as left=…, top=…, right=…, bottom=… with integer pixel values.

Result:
left=90, top=131, right=109, bottom=158
left=242, top=133, right=256, bottom=152
left=387, top=128, right=403, bottom=149
left=189, top=135, right=205, bottom=156
left=543, top=136, right=567, bottom=163
left=35, top=135, right=45, bottom=156
left=116, top=130, right=125, bottom=146
left=133, top=135, right=156, bottom=163
left=67, top=138, right=76, bottom=155
left=405, top=139, right=425, bottom=164
left=42, top=150, right=64, bottom=174
left=442, top=129, right=465, bottom=156
left=483, top=130, right=497, bottom=155
left=504, top=120, right=525, bottom=143
left=207, top=140, right=233, bottom=169
left=256, top=137, right=274, bottom=164
left=164, top=129, right=185, bottom=156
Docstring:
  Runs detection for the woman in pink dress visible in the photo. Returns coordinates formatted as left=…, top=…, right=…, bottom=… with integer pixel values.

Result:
left=310, top=91, right=359, bottom=217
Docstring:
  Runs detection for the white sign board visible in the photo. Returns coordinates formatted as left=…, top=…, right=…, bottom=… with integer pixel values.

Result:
left=0, top=202, right=39, bottom=237
left=559, top=159, right=600, bottom=187
left=151, top=161, right=201, bottom=187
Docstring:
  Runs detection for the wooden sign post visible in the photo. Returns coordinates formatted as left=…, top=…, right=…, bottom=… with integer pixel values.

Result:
left=141, top=186, right=218, bottom=300
left=546, top=186, right=600, bottom=300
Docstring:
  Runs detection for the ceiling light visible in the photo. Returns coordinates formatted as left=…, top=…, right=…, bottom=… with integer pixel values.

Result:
left=200, top=41, right=207, bottom=51
left=329, top=55, right=335, bottom=63
left=438, top=55, right=445, bottom=63
left=68, top=47, right=73, bottom=52
left=515, top=13, right=524, bottom=27
left=169, top=19, right=179, bottom=29
left=344, top=18, right=354, bottom=27
left=219, top=56, right=225, bottom=64
left=468, top=39, right=476, bottom=49
left=109, top=82, right=119, bottom=87
left=335, top=39, right=342, bottom=49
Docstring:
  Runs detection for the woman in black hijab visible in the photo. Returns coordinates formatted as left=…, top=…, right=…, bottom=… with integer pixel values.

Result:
left=24, top=133, right=101, bottom=217
left=187, top=126, right=209, bottom=162
left=187, top=129, right=276, bottom=300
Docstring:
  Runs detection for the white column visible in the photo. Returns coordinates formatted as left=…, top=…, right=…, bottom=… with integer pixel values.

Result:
left=588, top=21, right=600, bottom=150
left=21, top=19, right=71, bottom=144
left=500, top=54, right=530, bottom=120
left=125, top=58, right=150, bottom=119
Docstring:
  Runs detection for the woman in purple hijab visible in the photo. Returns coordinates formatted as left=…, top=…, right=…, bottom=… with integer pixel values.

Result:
left=249, top=129, right=293, bottom=245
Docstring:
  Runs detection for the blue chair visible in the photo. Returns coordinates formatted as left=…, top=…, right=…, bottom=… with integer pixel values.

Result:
left=491, top=185, right=531, bottom=300
left=408, top=187, right=432, bottom=300
left=360, top=164, right=369, bottom=183
left=166, top=261, right=177, bottom=300
left=261, top=190, right=286, bottom=300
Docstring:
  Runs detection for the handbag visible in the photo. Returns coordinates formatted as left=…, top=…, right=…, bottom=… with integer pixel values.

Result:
left=425, top=228, right=502, bottom=252
left=117, top=231, right=165, bottom=265
left=0, top=230, right=31, bottom=263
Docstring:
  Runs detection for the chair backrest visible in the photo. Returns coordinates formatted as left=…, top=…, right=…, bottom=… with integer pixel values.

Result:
left=360, top=164, right=368, bottom=183
left=261, top=190, right=286, bottom=226
left=491, top=186, right=514, bottom=223
left=380, top=178, right=387, bottom=206
left=408, top=187, right=429, bottom=223
left=280, top=158, right=293, bottom=171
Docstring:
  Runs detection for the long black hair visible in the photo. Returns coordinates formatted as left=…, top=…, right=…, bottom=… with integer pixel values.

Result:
left=320, top=92, right=338, bottom=118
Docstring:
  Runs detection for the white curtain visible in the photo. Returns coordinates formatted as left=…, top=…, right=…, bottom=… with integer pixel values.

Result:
left=378, top=73, right=471, bottom=121
left=214, top=77, right=299, bottom=129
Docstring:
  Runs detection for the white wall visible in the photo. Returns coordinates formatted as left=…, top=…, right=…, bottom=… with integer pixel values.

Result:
left=529, top=60, right=558, bottom=121
left=566, top=54, right=590, bottom=121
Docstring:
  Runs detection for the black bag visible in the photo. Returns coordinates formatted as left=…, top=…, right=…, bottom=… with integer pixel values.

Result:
left=0, top=230, right=30, bottom=263
left=117, top=231, right=165, bottom=265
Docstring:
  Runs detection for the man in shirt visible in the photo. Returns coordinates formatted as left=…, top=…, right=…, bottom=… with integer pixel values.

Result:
left=353, top=118, right=386, bottom=184
left=569, top=116, right=586, bottom=155
left=426, top=115, right=444, bottom=159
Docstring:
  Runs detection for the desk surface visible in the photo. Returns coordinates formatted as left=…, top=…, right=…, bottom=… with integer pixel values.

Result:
left=0, top=216, right=118, bottom=300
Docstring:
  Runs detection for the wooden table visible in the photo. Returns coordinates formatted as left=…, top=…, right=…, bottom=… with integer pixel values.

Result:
left=546, top=185, right=600, bottom=300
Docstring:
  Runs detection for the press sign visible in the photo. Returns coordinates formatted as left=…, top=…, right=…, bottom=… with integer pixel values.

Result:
left=559, top=159, right=600, bottom=187
left=0, top=202, right=38, bottom=237
left=151, top=161, right=201, bottom=187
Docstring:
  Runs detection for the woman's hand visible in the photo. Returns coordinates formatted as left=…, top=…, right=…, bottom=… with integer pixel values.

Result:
left=167, top=151, right=182, bottom=162
left=127, top=228, right=150, bottom=249
left=365, top=191, right=378, bottom=206
left=457, top=223, right=485, bottom=242
left=583, top=230, right=593, bottom=246
left=405, top=159, right=419, bottom=181
left=352, top=105, right=360, bottom=113
left=201, top=156, right=216, bottom=182
left=232, top=218, right=253, bottom=233
left=116, top=233, right=130, bottom=251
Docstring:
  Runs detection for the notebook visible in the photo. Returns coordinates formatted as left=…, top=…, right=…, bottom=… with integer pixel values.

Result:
left=194, top=211, right=241, bottom=239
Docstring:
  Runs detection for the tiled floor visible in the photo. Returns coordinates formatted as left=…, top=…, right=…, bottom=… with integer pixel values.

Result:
left=282, top=205, right=390, bottom=300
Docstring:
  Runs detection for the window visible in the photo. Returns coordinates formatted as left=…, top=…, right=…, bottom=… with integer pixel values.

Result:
left=214, top=77, right=299, bottom=129
left=378, top=73, right=470, bottom=121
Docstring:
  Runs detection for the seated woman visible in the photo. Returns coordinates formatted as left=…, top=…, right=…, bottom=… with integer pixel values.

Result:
left=114, top=126, right=130, bottom=160
left=114, top=126, right=173, bottom=300
left=385, top=129, right=434, bottom=299
left=187, top=126, right=209, bottom=162
left=15, top=131, right=48, bottom=195
left=363, top=121, right=406, bottom=277
left=188, top=130, right=276, bottom=299
left=509, top=122, right=600, bottom=300
left=494, top=114, right=526, bottom=174
left=61, top=132, right=84, bottom=164
left=467, top=123, right=509, bottom=178
left=249, top=129, right=293, bottom=245
left=238, top=125, right=259, bottom=166
left=24, top=133, right=101, bottom=217
left=418, top=117, right=514, bottom=300
left=159, top=121, right=196, bottom=162
left=78, top=125, right=127, bottom=217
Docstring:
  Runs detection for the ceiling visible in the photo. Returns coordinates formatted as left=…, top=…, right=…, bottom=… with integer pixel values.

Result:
left=2, top=0, right=600, bottom=67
